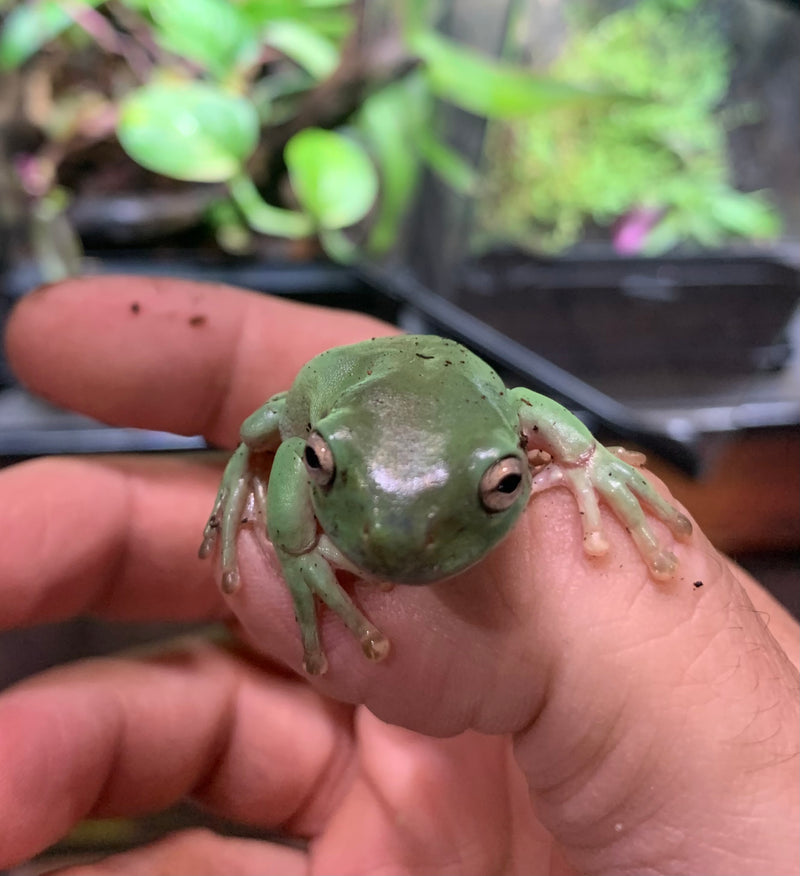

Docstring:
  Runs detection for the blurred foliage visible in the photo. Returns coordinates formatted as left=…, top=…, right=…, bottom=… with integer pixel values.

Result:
left=477, top=0, right=782, bottom=254
left=0, top=0, right=615, bottom=263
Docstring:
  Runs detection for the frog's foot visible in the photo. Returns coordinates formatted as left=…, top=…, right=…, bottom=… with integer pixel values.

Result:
left=199, top=444, right=268, bottom=596
left=283, top=551, right=390, bottom=674
left=531, top=446, right=692, bottom=580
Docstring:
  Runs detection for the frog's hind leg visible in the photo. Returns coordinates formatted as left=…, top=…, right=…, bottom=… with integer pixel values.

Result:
left=276, top=549, right=389, bottom=675
left=278, top=554, right=328, bottom=675
left=304, top=557, right=389, bottom=664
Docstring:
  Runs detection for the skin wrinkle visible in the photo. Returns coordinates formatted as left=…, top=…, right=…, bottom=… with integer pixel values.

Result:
left=88, top=681, right=142, bottom=818
left=4, top=460, right=123, bottom=627
left=525, top=688, right=630, bottom=800
left=502, top=739, right=563, bottom=874
left=523, top=622, right=745, bottom=871
left=470, top=739, right=517, bottom=874
left=317, top=761, right=401, bottom=873
left=495, top=756, right=517, bottom=875
left=281, top=702, right=356, bottom=837
left=183, top=670, right=242, bottom=817
left=88, top=464, right=137, bottom=618
left=76, top=648, right=229, bottom=818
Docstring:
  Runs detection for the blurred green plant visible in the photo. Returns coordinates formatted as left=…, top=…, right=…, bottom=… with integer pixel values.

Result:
left=0, top=0, right=613, bottom=264
left=477, top=0, right=781, bottom=254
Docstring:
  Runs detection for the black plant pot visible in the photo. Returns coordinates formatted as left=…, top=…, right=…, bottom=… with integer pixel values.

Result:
left=455, top=248, right=800, bottom=377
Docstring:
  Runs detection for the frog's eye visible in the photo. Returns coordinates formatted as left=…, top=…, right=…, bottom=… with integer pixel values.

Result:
left=479, top=456, right=526, bottom=512
left=304, top=431, right=335, bottom=486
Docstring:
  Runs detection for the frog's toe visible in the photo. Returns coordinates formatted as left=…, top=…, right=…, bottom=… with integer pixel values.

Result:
left=672, top=511, right=693, bottom=540
left=360, top=628, right=390, bottom=662
left=198, top=514, right=220, bottom=559
left=198, top=535, right=215, bottom=560
left=583, top=530, right=610, bottom=557
left=303, top=650, right=329, bottom=676
left=221, top=569, right=240, bottom=595
left=607, top=446, right=647, bottom=467
left=649, top=548, right=679, bottom=581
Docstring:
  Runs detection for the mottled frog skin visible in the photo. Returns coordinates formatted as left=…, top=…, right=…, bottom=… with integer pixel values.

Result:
left=200, top=335, right=691, bottom=674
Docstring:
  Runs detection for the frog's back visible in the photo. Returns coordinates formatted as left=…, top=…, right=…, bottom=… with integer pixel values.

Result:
left=282, top=335, right=509, bottom=437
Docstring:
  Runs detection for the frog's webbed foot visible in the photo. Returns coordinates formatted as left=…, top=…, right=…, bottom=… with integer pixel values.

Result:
left=532, top=446, right=692, bottom=580
left=199, top=444, right=268, bottom=595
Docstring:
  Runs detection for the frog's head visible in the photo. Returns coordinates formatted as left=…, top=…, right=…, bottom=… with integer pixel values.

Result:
left=301, top=403, right=530, bottom=583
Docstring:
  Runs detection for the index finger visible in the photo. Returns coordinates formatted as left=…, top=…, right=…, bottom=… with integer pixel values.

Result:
left=4, top=275, right=396, bottom=447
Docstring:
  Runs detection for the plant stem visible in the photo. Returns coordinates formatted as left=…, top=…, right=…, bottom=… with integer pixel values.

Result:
left=228, top=173, right=313, bottom=239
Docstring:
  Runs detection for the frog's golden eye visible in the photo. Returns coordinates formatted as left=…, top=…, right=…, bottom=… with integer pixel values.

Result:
left=304, top=431, right=335, bottom=486
left=479, top=456, right=525, bottom=512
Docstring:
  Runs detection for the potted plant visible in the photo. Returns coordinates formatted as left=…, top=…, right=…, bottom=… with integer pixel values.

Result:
left=430, top=0, right=799, bottom=382
left=0, top=0, right=619, bottom=284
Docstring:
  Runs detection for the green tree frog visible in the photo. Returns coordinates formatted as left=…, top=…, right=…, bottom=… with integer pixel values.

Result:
left=200, top=335, right=692, bottom=675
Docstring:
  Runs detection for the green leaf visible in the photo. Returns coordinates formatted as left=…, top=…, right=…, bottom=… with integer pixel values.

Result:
left=411, top=30, right=613, bottom=118
left=262, top=19, right=339, bottom=80
left=285, top=128, right=378, bottom=230
left=238, top=0, right=352, bottom=40
left=709, top=189, right=781, bottom=239
left=0, top=0, right=102, bottom=69
left=148, top=0, right=256, bottom=79
left=118, top=82, right=259, bottom=182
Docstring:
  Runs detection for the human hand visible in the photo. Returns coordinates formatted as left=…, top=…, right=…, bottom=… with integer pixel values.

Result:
left=2, top=276, right=798, bottom=875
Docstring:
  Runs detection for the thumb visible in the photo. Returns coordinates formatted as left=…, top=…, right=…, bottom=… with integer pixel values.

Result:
left=227, top=479, right=799, bottom=875
left=512, top=490, right=799, bottom=875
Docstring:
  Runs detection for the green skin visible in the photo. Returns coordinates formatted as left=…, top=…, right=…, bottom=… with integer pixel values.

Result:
left=200, top=335, right=692, bottom=675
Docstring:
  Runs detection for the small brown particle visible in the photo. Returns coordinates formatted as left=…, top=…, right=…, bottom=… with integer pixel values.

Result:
left=189, top=314, right=207, bottom=327
left=130, top=302, right=141, bottom=314
left=693, top=580, right=704, bottom=588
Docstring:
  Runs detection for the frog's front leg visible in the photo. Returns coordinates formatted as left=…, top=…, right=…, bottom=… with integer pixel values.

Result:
left=199, top=395, right=286, bottom=594
left=268, top=437, right=389, bottom=675
left=513, top=388, right=692, bottom=579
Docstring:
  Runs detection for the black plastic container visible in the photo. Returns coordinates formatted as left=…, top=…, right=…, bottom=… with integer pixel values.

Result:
left=455, top=249, right=800, bottom=377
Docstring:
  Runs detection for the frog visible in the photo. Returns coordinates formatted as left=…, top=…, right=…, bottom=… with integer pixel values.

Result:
left=199, top=334, right=692, bottom=675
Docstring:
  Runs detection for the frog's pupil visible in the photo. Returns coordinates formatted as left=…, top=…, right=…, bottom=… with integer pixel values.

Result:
left=305, top=446, right=321, bottom=468
left=497, top=473, right=521, bottom=494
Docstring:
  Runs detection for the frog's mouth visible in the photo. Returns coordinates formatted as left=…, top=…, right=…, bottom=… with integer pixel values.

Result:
left=341, top=515, right=486, bottom=585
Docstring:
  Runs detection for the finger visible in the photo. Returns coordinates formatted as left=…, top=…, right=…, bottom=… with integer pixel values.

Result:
left=308, top=710, right=557, bottom=876
left=227, top=484, right=799, bottom=876
left=0, top=638, right=550, bottom=876
left=0, top=455, right=228, bottom=627
left=4, top=275, right=396, bottom=447
left=0, top=637, right=352, bottom=869
left=50, top=830, right=307, bottom=876
left=509, top=498, right=800, bottom=876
